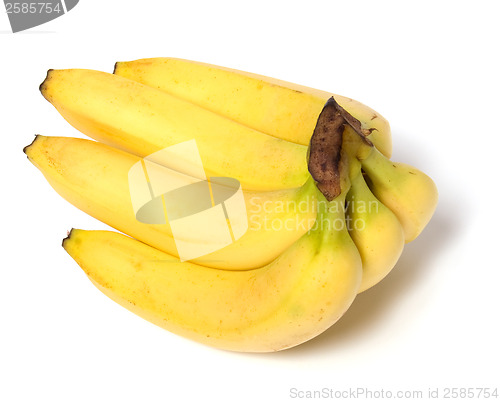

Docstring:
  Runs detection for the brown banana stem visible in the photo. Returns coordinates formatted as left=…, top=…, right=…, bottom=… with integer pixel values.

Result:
left=308, top=97, right=374, bottom=201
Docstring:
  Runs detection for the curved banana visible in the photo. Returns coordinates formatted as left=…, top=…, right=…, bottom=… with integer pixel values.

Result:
left=346, top=159, right=405, bottom=292
left=62, top=190, right=362, bottom=352
left=25, top=60, right=439, bottom=352
left=24, top=135, right=316, bottom=270
left=360, top=147, right=438, bottom=242
left=39, top=69, right=308, bottom=191
left=113, top=57, right=392, bottom=157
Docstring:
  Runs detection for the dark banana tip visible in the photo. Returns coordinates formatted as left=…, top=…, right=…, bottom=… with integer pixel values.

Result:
left=23, top=134, right=40, bottom=155
left=62, top=228, right=75, bottom=248
left=39, top=69, right=54, bottom=94
left=113, top=62, right=120, bottom=74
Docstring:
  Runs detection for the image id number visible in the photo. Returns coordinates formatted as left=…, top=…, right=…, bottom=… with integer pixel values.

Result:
left=443, top=388, right=499, bottom=399
left=5, top=3, right=63, bottom=14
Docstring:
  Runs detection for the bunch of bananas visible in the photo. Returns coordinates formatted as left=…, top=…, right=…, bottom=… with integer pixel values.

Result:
left=25, top=58, right=438, bottom=352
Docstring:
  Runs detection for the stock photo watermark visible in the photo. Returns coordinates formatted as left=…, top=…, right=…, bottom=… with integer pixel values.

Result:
left=289, top=387, right=499, bottom=399
left=128, top=140, right=248, bottom=262
left=3, top=0, right=79, bottom=32
left=248, top=194, right=378, bottom=232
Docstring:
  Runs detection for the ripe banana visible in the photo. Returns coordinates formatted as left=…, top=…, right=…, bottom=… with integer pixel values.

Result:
left=345, top=158, right=405, bottom=292
left=359, top=146, right=438, bottom=242
left=39, top=68, right=308, bottom=191
left=113, top=57, right=392, bottom=158
left=24, top=133, right=404, bottom=292
left=24, top=135, right=317, bottom=269
left=27, top=59, right=439, bottom=351
left=62, top=183, right=362, bottom=353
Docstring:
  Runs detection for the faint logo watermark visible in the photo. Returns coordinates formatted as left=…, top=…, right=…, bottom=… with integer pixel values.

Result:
left=128, top=140, right=248, bottom=262
left=4, top=0, right=79, bottom=33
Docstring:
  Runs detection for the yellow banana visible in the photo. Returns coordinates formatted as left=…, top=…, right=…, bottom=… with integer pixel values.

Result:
left=360, top=146, right=438, bottom=242
left=113, top=57, right=392, bottom=157
left=62, top=187, right=362, bottom=353
left=24, top=135, right=403, bottom=293
left=26, top=59, right=439, bottom=352
left=24, top=135, right=316, bottom=270
left=39, top=69, right=308, bottom=191
left=346, top=158, right=405, bottom=292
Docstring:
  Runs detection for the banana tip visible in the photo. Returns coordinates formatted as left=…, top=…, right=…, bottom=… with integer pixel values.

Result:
left=23, top=134, right=40, bottom=156
left=39, top=69, right=54, bottom=94
left=112, top=62, right=121, bottom=74
left=62, top=228, right=75, bottom=248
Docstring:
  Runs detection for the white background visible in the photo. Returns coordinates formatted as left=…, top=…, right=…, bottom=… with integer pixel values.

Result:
left=1, top=1, right=499, bottom=401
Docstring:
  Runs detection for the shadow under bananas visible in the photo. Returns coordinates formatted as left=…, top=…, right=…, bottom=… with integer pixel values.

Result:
left=266, top=186, right=462, bottom=358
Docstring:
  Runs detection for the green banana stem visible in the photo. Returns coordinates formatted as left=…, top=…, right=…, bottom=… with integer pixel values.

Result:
left=314, top=190, right=352, bottom=244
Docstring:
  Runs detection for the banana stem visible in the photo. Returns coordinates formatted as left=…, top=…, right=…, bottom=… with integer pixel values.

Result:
left=308, top=97, right=375, bottom=201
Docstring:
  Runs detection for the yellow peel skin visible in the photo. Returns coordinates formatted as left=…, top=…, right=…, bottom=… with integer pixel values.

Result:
left=62, top=192, right=362, bottom=353
left=39, top=69, right=309, bottom=191
left=361, top=147, right=438, bottom=242
left=25, top=135, right=406, bottom=294
left=25, top=135, right=317, bottom=270
left=346, top=160, right=405, bottom=292
left=114, top=57, right=392, bottom=157
left=25, top=60, right=440, bottom=353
